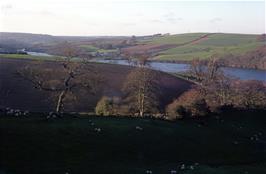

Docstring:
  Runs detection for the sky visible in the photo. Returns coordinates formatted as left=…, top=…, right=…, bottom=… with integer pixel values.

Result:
left=0, top=0, right=265, bottom=36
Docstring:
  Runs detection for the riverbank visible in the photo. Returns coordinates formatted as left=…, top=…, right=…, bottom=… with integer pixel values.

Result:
left=1, top=53, right=266, bottom=81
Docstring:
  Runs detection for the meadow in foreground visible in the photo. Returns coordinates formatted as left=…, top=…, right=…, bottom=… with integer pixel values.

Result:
left=1, top=109, right=266, bottom=174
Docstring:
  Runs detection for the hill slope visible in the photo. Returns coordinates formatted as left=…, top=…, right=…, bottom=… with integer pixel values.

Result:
left=136, top=33, right=264, bottom=61
left=0, top=57, right=192, bottom=112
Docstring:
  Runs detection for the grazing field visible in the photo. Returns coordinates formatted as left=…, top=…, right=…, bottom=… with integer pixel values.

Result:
left=0, top=54, right=60, bottom=60
left=0, top=57, right=191, bottom=112
left=136, top=33, right=263, bottom=61
left=1, top=110, right=266, bottom=174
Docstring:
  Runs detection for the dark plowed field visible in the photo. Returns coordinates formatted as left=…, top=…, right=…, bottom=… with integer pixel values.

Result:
left=0, top=58, right=192, bottom=112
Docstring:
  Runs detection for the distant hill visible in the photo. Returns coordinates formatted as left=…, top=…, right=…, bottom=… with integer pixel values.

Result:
left=1, top=32, right=265, bottom=69
left=134, top=33, right=264, bottom=61
left=0, top=32, right=129, bottom=53
left=123, top=33, right=265, bottom=70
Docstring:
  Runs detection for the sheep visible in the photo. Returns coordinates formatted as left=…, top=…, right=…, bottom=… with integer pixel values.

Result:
left=136, top=126, right=143, bottom=131
left=170, top=170, right=177, bottom=174
left=189, top=165, right=194, bottom=170
left=7, top=109, right=14, bottom=115
left=23, top=110, right=29, bottom=116
left=145, top=170, right=152, bottom=174
left=46, top=112, right=58, bottom=119
left=233, top=141, right=239, bottom=145
left=180, top=164, right=185, bottom=170
left=94, top=128, right=101, bottom=132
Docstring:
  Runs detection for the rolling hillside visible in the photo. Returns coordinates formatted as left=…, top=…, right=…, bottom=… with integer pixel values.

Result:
left=137, top=33, right=264, bottom=61
left=0, top=58, right=192, bottom=112
left=1, top=32, right=265, bottom=69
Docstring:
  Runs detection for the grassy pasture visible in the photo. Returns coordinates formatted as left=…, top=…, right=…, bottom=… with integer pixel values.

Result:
left=1, top=110, right=266, bottom=174
left=79, top=45, right=100, bottom=52
left=0, top=54, right=61, bottom=61
left=145, top=33, right=208, bottom=45
left=141, top=33, right=262, bottom=61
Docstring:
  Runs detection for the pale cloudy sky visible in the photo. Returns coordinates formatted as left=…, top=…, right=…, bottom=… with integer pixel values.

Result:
left=0, top=0, right=265, bottom=36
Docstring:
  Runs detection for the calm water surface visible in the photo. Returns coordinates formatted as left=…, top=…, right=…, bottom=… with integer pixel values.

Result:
left=27, top=52, right=266, bottom=82
left=96, top=59, right=266, bottom=82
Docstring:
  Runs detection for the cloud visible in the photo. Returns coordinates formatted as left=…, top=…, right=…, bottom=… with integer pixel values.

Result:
left=1, top=4, right=13, bottom=10
left=166, top=17, right=183, bottom=23
left=150, top=19, right=164, bottom=23
left=210, top=17, right=222, bottom=23
left=121, top=22, right=136, bottom=26
left=162, top=12, right=183, bottom=23
left=39, top=10, right=55, bottom=16
left=1, top=4, right=13, bottom=13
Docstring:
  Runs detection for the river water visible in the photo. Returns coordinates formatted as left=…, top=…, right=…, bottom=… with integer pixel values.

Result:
left=27, top=52, right=266, bottom=82
left=95, top=59, right=266, bottom=82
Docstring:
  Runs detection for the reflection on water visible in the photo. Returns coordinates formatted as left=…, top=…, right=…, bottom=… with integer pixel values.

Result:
left=27, top=52, right=53, bottom=57
left=26, top=52, right=266, bottom=82
left=96, top=59, right=266, bottom=82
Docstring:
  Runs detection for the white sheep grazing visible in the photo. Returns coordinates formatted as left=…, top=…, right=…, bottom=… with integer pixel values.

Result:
left=233, top=141, right=239, bottom=145
left=146, top=170, right=152, bottom=174
left=94, top=128, right=101, bottom=132
left=136, top=126, right=143, bottom=131
left=9, top=109, right=14, bottom=114
left=180, top=164, right=185, bottom=170
left=170, top=170, right=177, bottom=174
left=190, top=165, right=194, bottom=170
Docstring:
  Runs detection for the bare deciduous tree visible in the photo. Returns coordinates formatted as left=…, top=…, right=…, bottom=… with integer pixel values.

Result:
left=18, top=42, right=102, bottom=113
left=123, top=66, right=160, bottom=117
left=189, top=57, right=235, bottom=107
left=190, top=58, right=205, bottom=81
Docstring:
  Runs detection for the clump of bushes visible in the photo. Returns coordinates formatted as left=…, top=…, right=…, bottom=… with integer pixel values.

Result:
left=95, top=96, right=129, bottom=116
left=166, top=89, right=209, bottom=120
left=166, top=79, right=266, bottom=120
left=95, top=96, right=114, bottom=116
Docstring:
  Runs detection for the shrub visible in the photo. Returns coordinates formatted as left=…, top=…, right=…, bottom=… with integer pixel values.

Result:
left=166, top=101, right=188, bottom=120
left=189, top=98, right=209, bottom=117
left=166, top=88, right=209, bottom=119
left=95, top=96, right=113, bottom=116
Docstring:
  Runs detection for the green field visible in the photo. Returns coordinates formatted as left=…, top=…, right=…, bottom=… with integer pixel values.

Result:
left=144, top=33, right=208, bottom=45
left=142, top=33, right=263, bottom=61
left=0, top=54, right=61, bottom=61
left=1, top=110, right=266, bottom=174
left=79, top=45, right=100, bottom=52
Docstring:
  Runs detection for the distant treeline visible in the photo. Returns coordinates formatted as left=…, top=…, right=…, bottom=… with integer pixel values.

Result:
left=218, top=46, right=266, bottom=70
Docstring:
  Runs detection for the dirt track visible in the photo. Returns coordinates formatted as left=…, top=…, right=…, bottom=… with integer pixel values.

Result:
left=0, top=58, right=192, bottom=112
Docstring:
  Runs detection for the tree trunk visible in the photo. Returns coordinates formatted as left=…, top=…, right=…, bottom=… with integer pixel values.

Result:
left=56, top=90, right=67, bottom=113
left=140, top=93, right=144, bottom=117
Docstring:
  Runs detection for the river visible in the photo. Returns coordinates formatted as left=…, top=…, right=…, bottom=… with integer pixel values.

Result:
left=27, top=52, right=266, bottom=82
left=94, top=59, right=266, bottom=82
